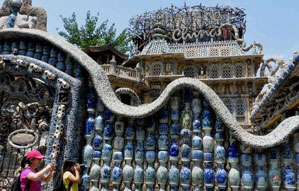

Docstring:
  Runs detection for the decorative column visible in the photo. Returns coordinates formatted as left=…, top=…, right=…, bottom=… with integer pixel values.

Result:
left=191, top=91, right=203, bottom=191
left=112, top=117, right=124, bottom=190
left=241, top=153, right=253, bottom=191
left=100, top=143, right=112, bottom=191
left=123, top=119, right=135, bottom=191
left=145, top=118, right=156, bottom=191
left=202, top=99, right=214, bottom=191
left=282, top=143, right=296, bottom=191
left=215, top=117, right=227, bottom=191
left=180, top=88, right=192, bottom=191
left=90, top=151, right=101, bottom=191
left=112, top=152, right=123, bottom=191
left=101, top=107, right=114, bottom=191
left=268, top=147, right=281, bottom=191
left=134, top=119, right=145, bottom=191
left=82, top=81, right=96, bottom=191
left=169, top=95, right=180, bottom=191
left=294, top=133, right=299, bottom=190
left=228, top=132, right=240, bottom=191
left=255, top=153, right=267, bottom=190
left=145, top=151, right=156, bottom=191
left=157, top=106, right=169, bottom=191
left=157, top=151, right=168, bottom=191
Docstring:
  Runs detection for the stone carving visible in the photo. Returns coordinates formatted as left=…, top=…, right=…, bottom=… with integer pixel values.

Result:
left=28, top=62, right=42, bottom=73
left=57, top=78, right=70, bottom=89
left=0, top=0, right=47, bottom=31
left=43, top=70, right=56, bottom=80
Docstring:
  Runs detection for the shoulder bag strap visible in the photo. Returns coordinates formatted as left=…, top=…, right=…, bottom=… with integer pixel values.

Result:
left=25, top=179, right=31, bottom=191
left=67, top=181, right=73, bottom=191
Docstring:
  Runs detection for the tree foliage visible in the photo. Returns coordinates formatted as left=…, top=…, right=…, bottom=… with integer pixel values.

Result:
left=57, top=11, right=132, bottom=53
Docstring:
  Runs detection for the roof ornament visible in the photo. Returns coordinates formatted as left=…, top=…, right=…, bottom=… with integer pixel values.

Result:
left=0, top=0, right=47, bottom=31
left=152, top=22, right=169, bottom=41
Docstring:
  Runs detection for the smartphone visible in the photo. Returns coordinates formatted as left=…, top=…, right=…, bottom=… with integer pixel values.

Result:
left=79, top=164, right=85, bottom=168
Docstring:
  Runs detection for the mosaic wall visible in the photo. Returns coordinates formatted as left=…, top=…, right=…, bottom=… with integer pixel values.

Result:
left=82, top=83, right=299, bottom=191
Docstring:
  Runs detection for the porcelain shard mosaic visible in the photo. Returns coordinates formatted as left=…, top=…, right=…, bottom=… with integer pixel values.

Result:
left=82, top=84, right=299, bottom=191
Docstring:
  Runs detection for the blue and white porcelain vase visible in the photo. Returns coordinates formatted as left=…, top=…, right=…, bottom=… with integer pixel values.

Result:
left=112, top=152, right=123, bottom=188
left=216, top=164, right=227, bottom=191
left=86, top=114, right=95, bottom=136
left=157, top=151, right=168, bottom=191
left=93, top=132, right=103, bottom=151
left=90, top=181, right=100, bottom=191
left=135, top=141, right=144, bottom=162
left=169, top=142, right=179, bottom=161
left=180, top=164, right=191, bottom=190
left=103, top=122, right=113, bottom=141
left=124, top=141, right=134, bottom=160
left=192, top=91, right=202, bottom=115
left=123, top=162, right=134, bottom=191
left=241, top=166, right=254, bottom=190
left=100, top=162, right=111, bottom=184
left=202, top=102, right=213, bottom=131
left=145, top=151, right=156, bottom=191
left=81, top=168, right=90, bottom=191
left=158, top=135, right=169, bottom=151
left=255, top=153, right=267, bottom=190
left=192, top=161, right=203, bottom=191
left=181, top=103, right=192, bottom=129
left=90, top=151, right=101, bottom=181
left=101, top=143, right=112, bottom=161
left=146, top=133, right=155, bottom=150
left=113, top=118, right=124, bottom=151
left=215, top=142, right=226, bottom=164
left=268, top=163, right=281, bottom=191
left=255, top=166, right=267, bottom=190
left=284, top=165, right=296, bottom=191
left=170, top=123, right=180, bottom=139
left=83, top=135, right=94, bottom=167
left=160, top=107, right=169, bottom=124
left=169, top=162, right=180, bottom=190
left=192, top=135, right=203, bottom=150
left=87, top=86, right=96, bottom=113
left=203, top=129, right=213, bottom=154
left=204, top=163, right=214, bottom=191
left=181, top=143, right=191, bottom=162
left=134, top=163, right=144, bottom=191
left=192, top=116, right=201, bottom=134
left=228, top=163, right=240, bottom=191
left=228, top=140, right=239, bottom=164
left=95, top=113, right=104, bottom=132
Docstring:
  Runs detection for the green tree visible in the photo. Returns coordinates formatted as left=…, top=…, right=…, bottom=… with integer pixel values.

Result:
left=57, top=11, right=132, bottom=53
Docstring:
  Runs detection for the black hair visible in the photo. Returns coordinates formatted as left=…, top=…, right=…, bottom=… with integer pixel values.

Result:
left=63, top=160, right=76, bottom=174
left=20, top=156, right=31, bottom=169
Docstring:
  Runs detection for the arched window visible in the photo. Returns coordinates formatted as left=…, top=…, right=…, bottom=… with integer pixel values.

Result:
left=236, top=98, right=245, bottom=116
left=151, top=63, right=162, bottom=76
left=222, top=65, right=232, bottom=78
left=211, top=66, right=218, bottom=78
left=183, top=66, right=196, bottom=78
left=223, top=98, right=233, bottom=114
left=235, top=65, right=244, bottom=78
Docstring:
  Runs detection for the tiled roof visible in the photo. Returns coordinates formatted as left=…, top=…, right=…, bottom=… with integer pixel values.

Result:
left=250, top=54, right=299, bottom=120
left=140, top=40, right=249, bottom=58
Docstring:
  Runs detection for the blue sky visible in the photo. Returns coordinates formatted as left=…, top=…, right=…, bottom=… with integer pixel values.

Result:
left=30, top=0, right=299, bottom=62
